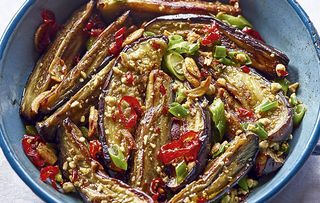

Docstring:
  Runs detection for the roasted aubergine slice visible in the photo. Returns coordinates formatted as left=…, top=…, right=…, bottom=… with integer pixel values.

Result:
left=163, top=82, right=212, bottom=191
left=20, top=0, right=95, bottom=122
left=97, top=0, right=240, bottom=18
left=144, top=14, right=289, bottom=77
left=37, top=58, right=115, bottom=141
left=129, top=70, right=173, bottom=193
left=38, top=11, right=131, bottom=115
left=98, top=36, right=168, bottom=173
left=169, top=133, right=259, bottom=203
left=59, top=118, right=153, bottom=203
left=203, top=65, right=293, bottom=142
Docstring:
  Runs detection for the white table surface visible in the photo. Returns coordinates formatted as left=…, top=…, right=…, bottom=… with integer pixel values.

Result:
left=0, top=0, right=319, bottom=202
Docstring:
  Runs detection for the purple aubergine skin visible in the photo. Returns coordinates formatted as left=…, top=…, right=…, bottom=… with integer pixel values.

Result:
left=144, top=14, right=289, bottom=77
left=200, top=62, right=293, bottom=143
left=167, top=94, right=213, bottom=191
left=97, top=36, right=169, bottom=176
left=58, top=118, right=153, bottom=203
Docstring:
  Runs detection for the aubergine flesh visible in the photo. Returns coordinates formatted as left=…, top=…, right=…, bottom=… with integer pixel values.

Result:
left=20, top=0, right=95, bottom=122
left=38, top=11, right=131, bottom=115
left=59, top=118, right=153, bottom=203
left=37, top=58, right=115, bottom=141
left=205, top=64, right=293, bottom=142
left=166, top=82, right=212, bottom=191
left=144, top=14, right=289, bottom=77
left=169, top=133, right=259, bottom=203
left=98, top=36, right=168, bottom=172
left=129, top=70, right=172, bottom=192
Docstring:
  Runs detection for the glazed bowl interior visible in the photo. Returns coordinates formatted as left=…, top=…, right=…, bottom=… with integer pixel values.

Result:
left=0, top=0, right=319, bottom=202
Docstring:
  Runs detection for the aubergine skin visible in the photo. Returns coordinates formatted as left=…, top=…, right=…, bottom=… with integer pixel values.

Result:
left=129, top=70, right=172, bottom=192
left=59, top=118, right=153, bottom=203
left=167, top=94, right=212, bottom=191
left=97, top=0, right=240, bottom=18
left=98, top=36, right=168, bottom=172
left=20, top=1, right=95, bottom=122
left=36, top=58, right=115, bottom=142
left=169, top=133, right=259, bottom=203
left=214, top=66, right=293, bottom=142
left=37, top=11, right=131, bottom=115
left=144, top=14, right=289, bottom=77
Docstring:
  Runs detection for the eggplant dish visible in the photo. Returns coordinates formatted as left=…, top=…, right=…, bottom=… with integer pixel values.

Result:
left=20, top=0, right=306, bottom=202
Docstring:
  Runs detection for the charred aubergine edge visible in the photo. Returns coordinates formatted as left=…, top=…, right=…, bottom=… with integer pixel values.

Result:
left=97, top=0, right=240, bottom=18
left=98, top=36, right=168, bottom=175
left=20, top=0, right=95, bottom=122
left=37, top=11, right=132, bottom=116
left=169, top=133, right=259, bottom=203
left=129, top=70, right=173, bottom=193
left=144, top=14, right=289, bottom=77
left=59, top=118, right=153, bottom=203
left=36, top=57, right=115, bottom=142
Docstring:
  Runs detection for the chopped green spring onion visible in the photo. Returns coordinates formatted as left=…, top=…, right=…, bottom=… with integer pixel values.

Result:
left=169, top=102, right=189, bottom=118
left=108, top=144, right=128, bottom=170
left=25, top=125, right=38, bottom=135
left=218, top=57, right=234, bottom=66
left=252, top=123, right=268, bottom=140
left=214, top=46, right=227, bottom=58
left=163, top=51, right=185, bottom=80
left=176, top=89, right=186, bottom=103
left=293, top=104, right=306, bottom=126
left=175, top=161, right=188, bottom=184
left=80, top=126, right=89, bottom=138
left=168, top=41, right=200, bottom=55
left=168, top=35, right=184, bottom=47
left=216, top=13, right=253, bottom=29
left=228, top=51, right=251, bottom=65
left=274, top=78, right=290, bottom=95
left=209, top=98, right=227, bottom=142
left=255, top=100, right=279, bottom=113
left=238, top=176, right=249, bottom=191
left=289, top=93, right=299, bottom=107
left=167, top=34, right=200, bottom=55
left=212, top=143, right=230, bottom=158
left=143, top=31, right=156, bottom=37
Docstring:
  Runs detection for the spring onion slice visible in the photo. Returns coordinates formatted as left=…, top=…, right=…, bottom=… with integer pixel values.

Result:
left=293, top=104, right=306, bottom=126
left=108, top=144, right=128, bottom=170
left=209, top=98, right=227, bottom=142
left=175, top=161, right=188, bottom=184
left=255, top=100, right=278, bottom=113
left=169, top=102, right=189, bottom=118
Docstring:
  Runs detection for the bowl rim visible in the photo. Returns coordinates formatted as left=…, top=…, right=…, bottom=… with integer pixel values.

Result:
left=0, top=0, right=320, bottom=203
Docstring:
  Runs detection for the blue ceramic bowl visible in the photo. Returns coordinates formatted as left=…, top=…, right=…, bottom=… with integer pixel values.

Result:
left=0, top=0, right=320, bottom=202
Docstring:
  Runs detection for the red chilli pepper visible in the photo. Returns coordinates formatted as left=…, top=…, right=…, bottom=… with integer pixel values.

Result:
left=242, top=27, right=265, bottom=42
left=109, top=26, right=127, bottom=56
left=277, top=69, right=289, bottom=77
left=200, top=69, right=210, bottom=79
left=125, top=72, right=134, bottom=86
left=84, top=14, right=106, bottom=37
left=197, top=197, right=207, bottom=203
left=159, top=84, right=166, bottom=95
left=150, top=178, right=166, bottom=202
left=237, top=107, right=255, bottom=120
left=201, top=23, right=221, bottom=46
left=41, top=10, right=56, bottom=25
left=36, top=10, right=60, bottom=52
left=241, top=65, right=250, bottom=73
left=89, top=140, right=102, bottom=159
left=158, top=131, right=200, bottom=164
left=40, top=165, right=60, bottom=190
left=22, top=135, right=45, bottom=168
left=118, top=96, right=143, bottom=129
